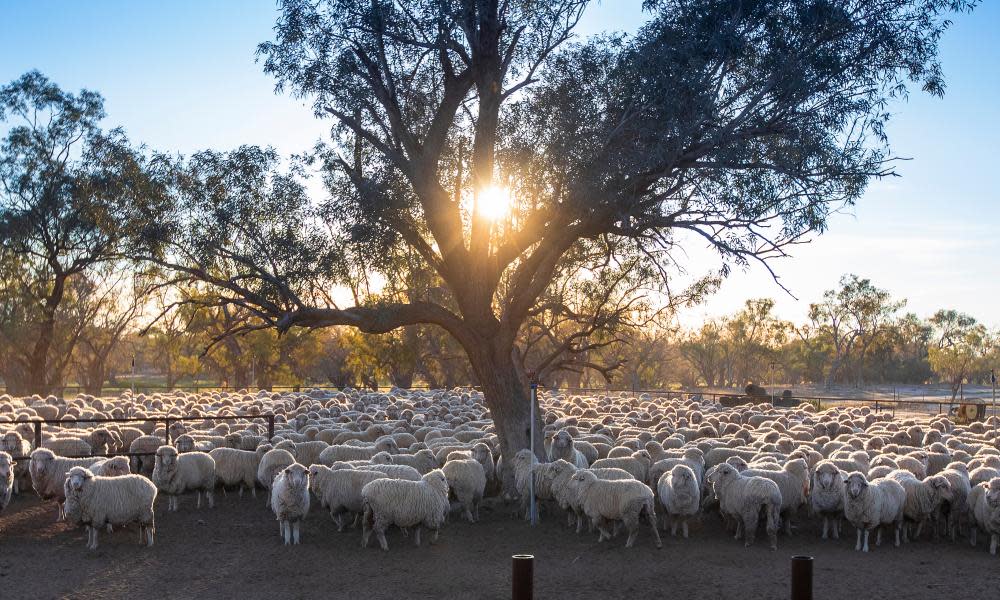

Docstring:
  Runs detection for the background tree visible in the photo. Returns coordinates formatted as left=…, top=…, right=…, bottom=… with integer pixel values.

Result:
left=928, top=310, right=992, bottom=399
left=142, top=0, right=974, bottom=485
left=0, top=71, right=169, bottom=394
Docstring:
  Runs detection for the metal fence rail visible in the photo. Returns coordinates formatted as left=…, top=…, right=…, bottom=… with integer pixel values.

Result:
left=6, top=413, right=276, bottom=463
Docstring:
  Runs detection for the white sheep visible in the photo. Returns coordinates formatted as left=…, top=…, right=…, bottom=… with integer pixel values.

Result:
left=90, top=456, right=131, bottom=477
left=384, top=448, right=439, bottom=474
left=210, top=446, right=268, bottom=497
left=591, top=450, right=652, bottom=483
left=28, top=448, right=102, bottom=520
left=442, top=458, right=486, bottom=522
left=842, top=473, right=906, bottom=552
left=743, top=458, right=810, bottom=535
left=548, top=430, right=588, bottom=468
left=968, top=479, right=1000, bottom=553
left=809, top=460, right=845, bottom=540
left=657, top=464, right=700, bottom=538
left=62, top=466, right=157, bottom=550
left=0, top=451, right=13, bottom=512
left=706, top=463, right=781, bottom=550
left=257, top=448, right=297, bottom=503
left=361, top=469, right=450, bottom=551
left=152, top=446, right=216, bottom=511
left=308, top=465, right=388, bottom=530
left=270, top=463, right=310, bottom=545
left=570, top=469, right=662, bottom=548
left=886, top=469, right=953, bottom=542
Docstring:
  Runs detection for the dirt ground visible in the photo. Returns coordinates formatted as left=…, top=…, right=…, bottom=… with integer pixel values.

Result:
left=2, top=492, right=998, bottom=600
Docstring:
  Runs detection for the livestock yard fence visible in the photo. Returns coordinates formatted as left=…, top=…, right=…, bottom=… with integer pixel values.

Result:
left=4, top=413, right=276, bottom=464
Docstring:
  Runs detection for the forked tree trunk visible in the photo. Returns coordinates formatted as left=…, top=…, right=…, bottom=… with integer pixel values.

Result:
left=466, top=339, right=546, bottom=495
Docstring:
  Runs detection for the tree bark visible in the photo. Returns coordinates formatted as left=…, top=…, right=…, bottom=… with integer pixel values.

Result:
left=466, top=337, right=545, bottom=495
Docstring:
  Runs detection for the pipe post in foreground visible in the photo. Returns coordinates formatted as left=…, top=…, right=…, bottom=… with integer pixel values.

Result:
left=791, top=555, right=813, bottom=600
left=267, top=414, right=275, bottom=441
left=529, top=381, right=538, bottom=526
left=33, top=421, right=42, bottom=450
left=512, top=554, right=534, bottom=600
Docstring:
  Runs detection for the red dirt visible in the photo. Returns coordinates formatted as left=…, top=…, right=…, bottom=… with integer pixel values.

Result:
left=1, top=492, right=997, bottom=600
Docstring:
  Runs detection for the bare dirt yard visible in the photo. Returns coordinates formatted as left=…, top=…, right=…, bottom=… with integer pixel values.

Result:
left=2, top=492, right=997, bottom=600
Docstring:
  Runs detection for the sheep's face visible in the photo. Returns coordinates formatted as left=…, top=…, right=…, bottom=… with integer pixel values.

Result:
left=29, top=450, right=54, bottom=479
left=65, top=467, right=92, bottom=492
left=670, top=466, right=694, bottom=487
left=725, top=457, right=748, bottom=473
left=815, top=464, right=840, bottom=490
left=284, top=464, right=309, bottom=489
left=929, top=476, right=953, bottom=502
left=708, top=464, right=737, bottom=485
left=845, top=473, right=868, bottom=499
left=156, top=447, right=179, bottom=470
left=104, top=458, right=130, bottom=477
left=0, top=455, right=12, bottom=482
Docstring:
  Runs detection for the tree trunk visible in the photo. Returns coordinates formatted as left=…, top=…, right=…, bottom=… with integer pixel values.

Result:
left=466, top=339, right=545, bottom=495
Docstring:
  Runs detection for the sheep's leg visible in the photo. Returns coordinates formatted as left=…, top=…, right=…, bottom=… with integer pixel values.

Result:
left=914, top=520, right=924, bottom=540
left=282, top=520, right=291, bottom=545
left=783, top=513, right=792, bottom=536
left=742, top=510, right=758, bottom=547
left=463, top=504, right=474, bottom=523
left=251, top=485, right=256, bottom=499
left=292, top=521, right=301, bottom=545
left=970, top=525, right=978, bottom=547
left=875, top=527, right=882, bottom=547
left=147, top=523, right=155, bottom=547
left=855, top=527, right=863, bottom=551
left=646, top=510, right=662, bottom=549
left=206, top=489, right=215, bottom=509
left=333, top=513, right=345, bottom=532
left=821, top=517, right=828, bottom=540
left=670, top=517, right=678, bottom=537
left=682, top=519, right=689, bottom=539
left=894, top=521, right=901, bottom=547
left=413, top=525, right=422, bottom=547
left=376, top=526, right=389, bottom=552
left=833, top=519, right=840, bottom=540
left=361, top=518, right=371, bottom=547
left=431, top=527, right=440, bottom=544
left=862, top=528, right=870, bottom=553
left=90, top=526, right=99, bottom=550
left=991, top=534, right=998, bottom=556
left=196, top=491, right=202, bottom=509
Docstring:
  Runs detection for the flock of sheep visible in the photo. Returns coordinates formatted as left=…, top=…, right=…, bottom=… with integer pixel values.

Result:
left=2, top=387, right=1000, bottom=556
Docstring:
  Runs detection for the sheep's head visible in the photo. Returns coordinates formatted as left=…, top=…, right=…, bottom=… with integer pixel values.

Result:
left=28, top=448, right=55, bottom=479
left=470, top=444, right=491, bottom=466
left=371, top=451, right=393, bottom=465
left=725, top=456, right=749, bottom=473
left=683, top=447, right=705, bottom=464
left=155, top=446, right=179, bottom=470
left=307, top=464, right=325, bottom=487
left=814, top=462, right=842, bottom=490
left=569, top=469, right=597, bottom=488
left=670, top=465, right=695, bottom=487
left=103, top=457, right=130, bottom=477
left=424, top=469, right=449, bottom=494
left=174, top=435, right=195, bottom=453
left=224, top=433, right=243, bottom=448
left=845, top=472, right=869, bottom=499
left=282, top=463, right=309, bottom=490
left=1, top=432, right=23, bottom=454
left=0, top=452, right=12, bottom=482
left=65, top=466, right=94, bottom=493
left=376, top=438, right=400, bottom=455
left=552, top=430, right=573, bottom=451
left=926, top=475, right=953, bottom=503
left=708, top=463, right=738, bottom=486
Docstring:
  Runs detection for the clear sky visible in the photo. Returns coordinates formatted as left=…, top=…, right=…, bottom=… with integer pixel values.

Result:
left=2, top=0, right=997, bottom=327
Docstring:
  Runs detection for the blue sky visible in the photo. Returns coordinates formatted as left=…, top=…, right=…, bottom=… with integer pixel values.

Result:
left=2, top=1, right=997, bottom=327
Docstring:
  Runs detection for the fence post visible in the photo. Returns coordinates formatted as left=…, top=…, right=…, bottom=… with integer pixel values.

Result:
left=164, top=418, right=172, bottom=445
left=267, top=414, right=275, bottom=441
left=791, top=555, right=813, bottom=600
left=512, top=555, right=534, bottom=600
left=33, top=421, right=42, bottom=450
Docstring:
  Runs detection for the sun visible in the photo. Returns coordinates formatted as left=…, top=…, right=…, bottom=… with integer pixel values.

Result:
left=477, top=185, right=512, bottom=221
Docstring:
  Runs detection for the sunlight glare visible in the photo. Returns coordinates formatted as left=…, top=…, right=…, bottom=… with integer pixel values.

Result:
left=477, top=185, right=512, bottom=221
